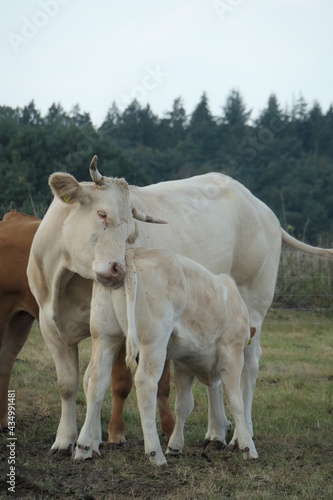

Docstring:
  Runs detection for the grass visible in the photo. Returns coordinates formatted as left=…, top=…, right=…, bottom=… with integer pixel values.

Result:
left=274, top=250, right=333, bottom=309
left=1, top=309, right=332, bottom=499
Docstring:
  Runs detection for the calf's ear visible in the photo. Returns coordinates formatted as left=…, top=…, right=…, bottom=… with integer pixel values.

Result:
left=49, top=173, right=82, bottom=204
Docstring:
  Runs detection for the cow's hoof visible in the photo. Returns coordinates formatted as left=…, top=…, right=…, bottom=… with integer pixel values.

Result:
left=107, top=433, right=126, bottom=446
left=0, top=427, right=9, bottom=433
left=49, top=443, right=74, bottom=457
left=107, top=441, right=126, bottom=449
left=166, top=446, right=182, bottom=455
left=203, top=439, right=226, bottom=451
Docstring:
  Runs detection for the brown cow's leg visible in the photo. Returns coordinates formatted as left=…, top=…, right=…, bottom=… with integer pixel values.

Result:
left=0, top=321, right=9, bottom=431
left=109, top=344, right=174, bottom=444
left=0, top=312, right=34, bottom=431
left=108, top=340, right=132, bottom=444
left=157, top=359, right=175, bottom=440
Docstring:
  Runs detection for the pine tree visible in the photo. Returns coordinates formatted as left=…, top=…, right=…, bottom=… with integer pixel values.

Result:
left=188, top=92, right=218, bottom=160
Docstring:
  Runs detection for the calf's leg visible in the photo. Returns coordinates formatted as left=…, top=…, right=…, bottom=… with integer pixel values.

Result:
left=167, top=366, right=194, bottom=455
left=135, top=344, right=168, bottom=466
left=75, top=333, right=124, bottom=460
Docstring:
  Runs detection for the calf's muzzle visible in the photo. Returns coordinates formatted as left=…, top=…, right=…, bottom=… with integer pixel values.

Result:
left=94, top=261, right=126, bottom=288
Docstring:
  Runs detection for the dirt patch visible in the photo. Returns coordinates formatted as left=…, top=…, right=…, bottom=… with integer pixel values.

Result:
left=2, top=421, right=332, bottom=500
left=1, top=424, right=236, bottom=499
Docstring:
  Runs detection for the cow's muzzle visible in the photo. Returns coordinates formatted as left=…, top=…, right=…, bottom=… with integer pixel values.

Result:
left=94, top=261, right=126, bottom=289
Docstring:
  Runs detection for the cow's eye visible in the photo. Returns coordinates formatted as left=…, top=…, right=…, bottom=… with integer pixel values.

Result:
left=97, top=210, right=107, bottom=220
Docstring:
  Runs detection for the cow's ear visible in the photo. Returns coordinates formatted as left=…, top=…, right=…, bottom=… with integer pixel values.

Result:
left=49, top=173, right=82, bottom=204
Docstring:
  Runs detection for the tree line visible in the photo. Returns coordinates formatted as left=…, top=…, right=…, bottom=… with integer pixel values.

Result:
left=0, top=90, right=332, bottom=244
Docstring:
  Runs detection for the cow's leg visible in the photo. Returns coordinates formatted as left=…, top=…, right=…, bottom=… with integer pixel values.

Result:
left=241, top=322, right=263, bottom=437
left=166, top=365, right=194, bottom=455
left=75, top=334, right=124, bottom=461
left=240, top=255, right=278, bottom=438
left=108, top=340, right=132, bottom=444
left=134, top=344, right=167, bottom=466
left=157, top=358, right=175, bottom=440
left=40, top=315, right=79, bottom=456
left=220, top=345, right=258, bottom=459
left=204, top=383, right=231, bottom=449
left=0, top=312, right=34, bottom=431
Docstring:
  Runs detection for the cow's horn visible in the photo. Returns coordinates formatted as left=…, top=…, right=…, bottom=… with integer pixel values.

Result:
left=89, top=155, right=103, bottom=184
left=132, top=207, right=167, bottom=224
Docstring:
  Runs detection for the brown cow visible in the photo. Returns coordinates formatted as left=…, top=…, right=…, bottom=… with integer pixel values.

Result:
left=0, top=211, right=173, bottom=440
left=0, top=211, right=40, bottom=430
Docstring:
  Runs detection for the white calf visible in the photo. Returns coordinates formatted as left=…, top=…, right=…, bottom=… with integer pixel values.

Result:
left=74, top=248, right=258, bottom=465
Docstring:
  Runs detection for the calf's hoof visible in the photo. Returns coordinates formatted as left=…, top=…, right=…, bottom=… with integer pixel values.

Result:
left=73, top=443, right=100, bottom=462
left=242, top=446, right=258, bottom=460
left=147, top=450, right=168, bottom=466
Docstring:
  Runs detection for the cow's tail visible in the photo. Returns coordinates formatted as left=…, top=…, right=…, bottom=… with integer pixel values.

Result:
left=282, top=229, right=333, bottom=259
left=124, top=252, right=139, bottom=368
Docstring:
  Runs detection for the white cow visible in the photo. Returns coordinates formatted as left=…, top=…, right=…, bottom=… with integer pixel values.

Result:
left=27, top=156, right=333, bottom=456
left=74, top=247, right=258, bottom=465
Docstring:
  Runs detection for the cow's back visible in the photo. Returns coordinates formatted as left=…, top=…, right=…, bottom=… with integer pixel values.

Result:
left=129, top=173, right=282, bottom=290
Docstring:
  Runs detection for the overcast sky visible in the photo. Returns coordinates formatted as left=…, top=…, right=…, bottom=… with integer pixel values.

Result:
left=1, top=0, right=332, bottom=127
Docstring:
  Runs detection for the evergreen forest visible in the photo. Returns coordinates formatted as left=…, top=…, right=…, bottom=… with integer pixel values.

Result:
left=0, top=90, right=332, bottom=244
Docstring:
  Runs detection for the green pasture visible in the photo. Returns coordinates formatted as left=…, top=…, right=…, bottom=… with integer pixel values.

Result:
left=1, top=308, right=332, bottom=499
